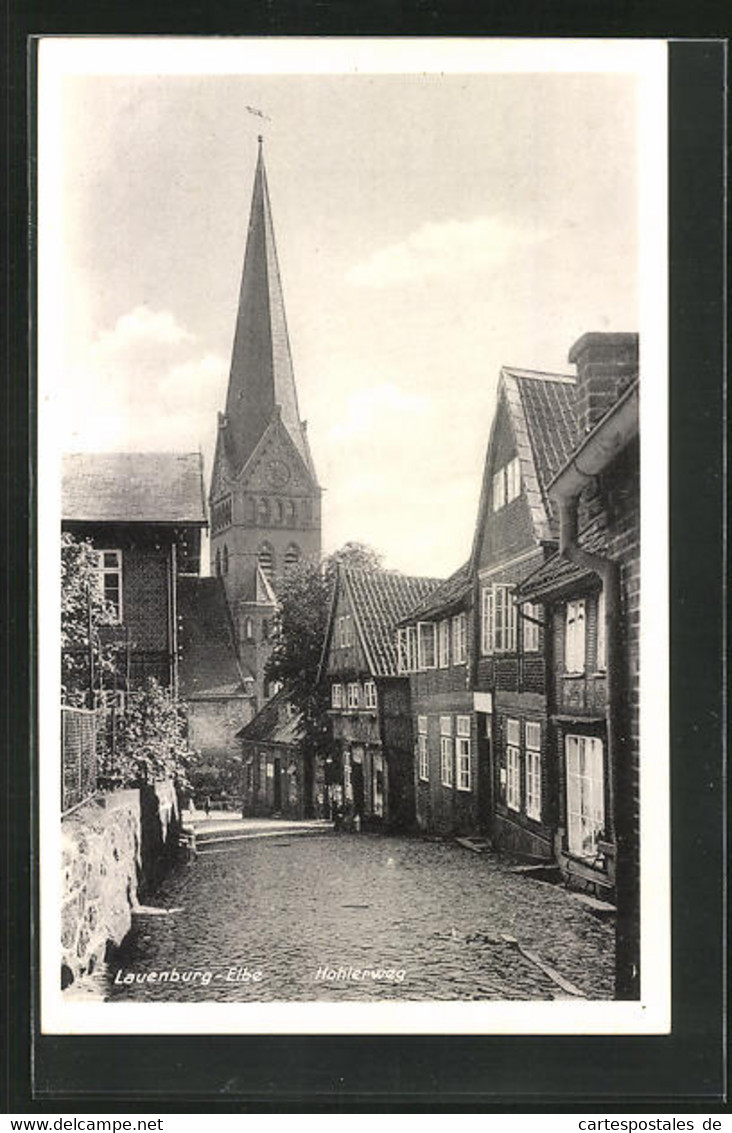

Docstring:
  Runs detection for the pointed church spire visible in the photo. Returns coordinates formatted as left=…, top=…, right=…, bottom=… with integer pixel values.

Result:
left=223, top=139, right=313, bottom=478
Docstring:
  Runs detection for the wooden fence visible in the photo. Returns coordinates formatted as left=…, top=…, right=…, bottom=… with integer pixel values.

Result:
left=61, top=706, right=99, bottom=813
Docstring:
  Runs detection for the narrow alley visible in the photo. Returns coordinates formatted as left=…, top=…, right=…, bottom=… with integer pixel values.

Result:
left=106, top=824, right=614, bottom=1003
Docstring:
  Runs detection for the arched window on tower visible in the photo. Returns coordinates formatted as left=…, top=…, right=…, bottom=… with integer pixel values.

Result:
left=275, top=499, right=284, bottom=524
left=284, top=544, right=301, bottom=575
left=286, top=499, right=296, bottom=526
left=243, top=616, right=254, bottom=641
left=245, top=496, right=256, bottom=524
left=301, top=499, right=313, bottom=526
left=258, top=542, right=275, bottom=582
left=222, top=544, right=229, bottom=574
left=215, top=547, right=221, bottom=577
left=258, top=498, right=270, bottom=525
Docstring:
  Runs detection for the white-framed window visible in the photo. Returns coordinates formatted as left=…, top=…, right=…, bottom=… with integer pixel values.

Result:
left=364, top=680, right=377, bottom=710
left=522, top=602, right=542, bottom=653
left=481, top=586, right=493, bottom=654
left=347, top=682, right=360, bottom=710
left=407, top=625, right=417, bottom=671
left=506, top=456, right=521, bottom=502
left=417, top=622, right=437, bottom=669
left=495, top=585, right=517, bottom=652
left=482, top=584, right=517, bottom=654
left=417, top=715, right=429, bottom=781
left=456, top=715, right=472, bottom=791
left=438, top=619, right=450, bottom=668
left=565, top=734, right=605, bottom=860
left=492, top=468, right=506, bottom=511
left=492, top=457, right=521, bottom=511
left=525, top=721, right=542, bottom=820
left=397, top=628, right=408, bottom=673
left=440, top=716, right=453, bottom=787
left=596, top=588, right=606, bottom=671
left=94, top=550, right=123, bottom=621
left=565, top=599, right=587, bottom=673
left=398, top=625, right=419, bottom=673
left=451, top=612, right=467, bottom=665
left=331, top=683, right=343, bottom=709
left=506, top=717, right=520, bottom=811
left=338, top=615, right=354, bottom=649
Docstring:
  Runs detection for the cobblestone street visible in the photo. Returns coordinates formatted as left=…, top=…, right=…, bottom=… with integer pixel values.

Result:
left=105, top=827, right=614, bottom=1002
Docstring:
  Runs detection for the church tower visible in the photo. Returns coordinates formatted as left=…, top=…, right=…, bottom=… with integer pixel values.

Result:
left=210, top=138, right=322, bottom=705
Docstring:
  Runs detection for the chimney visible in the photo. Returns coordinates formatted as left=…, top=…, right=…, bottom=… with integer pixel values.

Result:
left=569, top=332, right=639, bottom=435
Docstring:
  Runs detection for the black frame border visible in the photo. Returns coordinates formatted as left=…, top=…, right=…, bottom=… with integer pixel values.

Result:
left=5, top=21, right=727, bottom=1113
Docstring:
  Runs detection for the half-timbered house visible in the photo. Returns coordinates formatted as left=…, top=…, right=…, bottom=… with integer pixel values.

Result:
left=319, top=567, right=441, bottom=830
left=516, top=332, right=640, bottom=995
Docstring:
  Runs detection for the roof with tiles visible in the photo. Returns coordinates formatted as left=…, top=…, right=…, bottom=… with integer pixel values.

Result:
left=501, top=368, right=579, bottom=541
left=516, top=514, right=609, bottom=599
left=62, top=452, right=207, bottom=525
left=398, top=560, right=472, bottom=624
left=235, top=688, right=303, bottom=745
left=343, top=568, right=443, bottom=677
left=177, top=576, right=252, bottom=698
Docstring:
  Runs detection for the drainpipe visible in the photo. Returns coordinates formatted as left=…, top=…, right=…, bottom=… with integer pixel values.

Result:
left=550, top=381, right=639, bottom=999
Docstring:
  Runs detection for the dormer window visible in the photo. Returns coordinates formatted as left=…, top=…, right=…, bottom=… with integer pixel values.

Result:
left=492, top=456, right=521, bottom=511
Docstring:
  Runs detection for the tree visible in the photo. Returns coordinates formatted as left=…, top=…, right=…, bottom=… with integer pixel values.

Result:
left=105, top=677, right=190, bottom=787
left=61, top=531, right=120, bottom=704
left=265, top=543, right=383, bottom=815
left=323, top=541, right=382, bottom=588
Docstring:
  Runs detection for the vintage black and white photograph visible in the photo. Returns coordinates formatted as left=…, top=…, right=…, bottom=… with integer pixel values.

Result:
left=39, top=38, right=669, bottom=1034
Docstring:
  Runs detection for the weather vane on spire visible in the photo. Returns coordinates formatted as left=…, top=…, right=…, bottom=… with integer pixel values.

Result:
left=245, top=105, right=271, bottom=123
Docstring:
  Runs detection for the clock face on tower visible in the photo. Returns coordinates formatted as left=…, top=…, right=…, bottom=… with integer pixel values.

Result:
left=267, top=459, right=291, bottom=488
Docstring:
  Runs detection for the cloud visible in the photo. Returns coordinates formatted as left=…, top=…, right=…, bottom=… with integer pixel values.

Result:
left=329, top=382, right=430, bottom=443
left=63, top=308, right=227, bottom=462
left=90, top=306, right=195, bottom=360
left=345, top=215, right=550, bottom=289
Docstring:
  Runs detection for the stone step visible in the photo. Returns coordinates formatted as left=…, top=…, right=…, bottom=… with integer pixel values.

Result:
left=455, top=837, right=492, bottom=854
left=568, top=891, right=617, bottom=918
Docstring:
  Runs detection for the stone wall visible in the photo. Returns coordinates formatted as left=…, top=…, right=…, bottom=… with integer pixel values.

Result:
left=60, top=781, right=180, bottom=991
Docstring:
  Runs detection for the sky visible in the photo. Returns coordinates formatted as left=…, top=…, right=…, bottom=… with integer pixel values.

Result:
left=53, top=47, right=644, bottom=578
